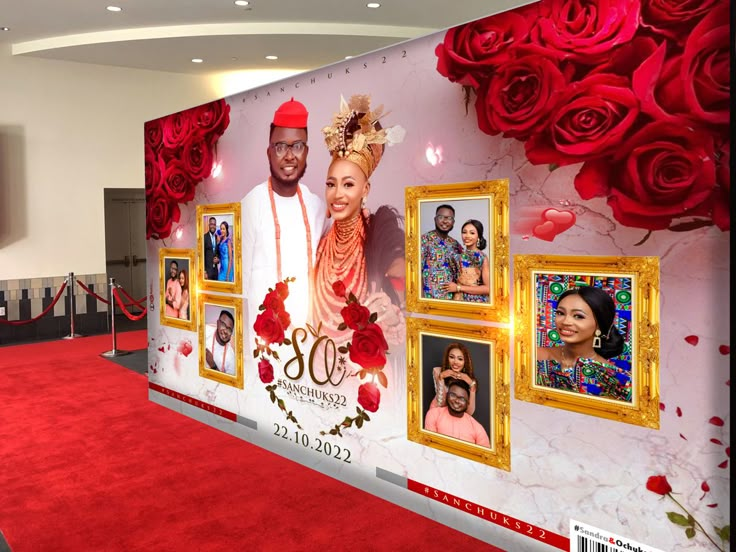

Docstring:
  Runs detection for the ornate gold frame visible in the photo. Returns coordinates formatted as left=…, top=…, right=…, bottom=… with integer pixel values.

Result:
left=159, top=248, right=197, bottom=331
left=406, top=317, right=510, bottom=470
left=198, top=293, right=244, bottom=389
left=196, top=202, right=242, bottom=294
left=514, top=255, right=660, bottom=429
left=405, top=180, right=509, bottom=322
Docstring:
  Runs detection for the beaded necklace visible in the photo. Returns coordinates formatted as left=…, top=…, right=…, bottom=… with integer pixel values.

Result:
left=267, top=177, right=314, bottom=283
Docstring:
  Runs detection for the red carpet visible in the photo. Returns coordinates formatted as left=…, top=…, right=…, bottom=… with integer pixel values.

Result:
left=0, top=331, right=503, bottom=551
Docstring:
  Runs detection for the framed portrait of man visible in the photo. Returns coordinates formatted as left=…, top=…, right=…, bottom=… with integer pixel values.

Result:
left=198, top=293, right=244, bottom=389
left=406, top=317, right=510, bottom=470
left=405, top=180, right=509, bottom=323
left=159, top=248, right=196, bottom=331
left=196, top=203, right=242, bottom=294
left=514, top=254, right=660, bottom=428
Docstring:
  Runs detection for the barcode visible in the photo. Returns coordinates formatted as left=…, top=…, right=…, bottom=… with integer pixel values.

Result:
left=577, top=535, right=610, bottom=551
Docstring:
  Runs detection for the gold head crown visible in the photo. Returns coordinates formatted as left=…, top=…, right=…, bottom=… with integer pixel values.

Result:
left=322, top=94, right=405, bottom=178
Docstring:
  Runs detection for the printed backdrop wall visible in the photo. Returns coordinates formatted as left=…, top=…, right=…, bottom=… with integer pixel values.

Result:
left=145, top=2, right=730, bottom=551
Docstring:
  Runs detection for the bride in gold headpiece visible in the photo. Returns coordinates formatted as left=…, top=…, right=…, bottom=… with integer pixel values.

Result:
left=311, top=94, right=406, bottom=339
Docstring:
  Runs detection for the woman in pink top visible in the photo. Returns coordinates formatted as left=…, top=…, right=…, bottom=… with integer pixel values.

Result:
left=429, top=342, right=478, bottom=416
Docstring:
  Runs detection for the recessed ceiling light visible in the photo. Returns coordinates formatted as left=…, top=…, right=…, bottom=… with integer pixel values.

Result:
left=345, top=56, right=353, bottom=60
left=191, top=58, right=204, bottom=63
left=366, top=2, right=381, bottom=8
left=265, top=55, right=278, bottom=60
left=234, top=0, right=250, bottom=5
left=1, top=27, right=10, bottom=31
left=106, top=6, right=122, bottom=12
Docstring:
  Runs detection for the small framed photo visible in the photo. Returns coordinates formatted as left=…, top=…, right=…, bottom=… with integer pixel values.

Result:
left=405, top=180, right=509, bottom=322
left=159, top=248, right=196, bottom=331
left=407, top=317, right=510, bottom=470
left=198, top=293, right=244, bottom=389
left=513, top=254, right=660, bottom=428
left=196, top=203, right=242, bottom=294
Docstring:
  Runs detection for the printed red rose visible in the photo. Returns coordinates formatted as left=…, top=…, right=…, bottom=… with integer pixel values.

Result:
left=262, top=290, right=284, bottom=314
left=640, top=0, right=720, bottom=44
left=144, top=148, right=164, bottom=199
left=709, top=139, right=730, bottom=231
left=192, top=98, right=231, bottom=137
left=162, top=110, right=195, bottom=149
left=277, top=309, right=291, bottom=331
left=181, top=133, right=214, bottom=182
left=357, top=382, right=381, bottom=413
left=332, top=280, right=347, bottom=298
left=253, top=308, right=285, bottom=346
left=575, top=122, right=717, bottom=230
left=144, top=118, right=164, bottom=151
left=530, top=0, right=641, bottom=65
left=435, top=10, right=534, bottom=88
left=525, top=73, right=640, bottom=166
left=634, top=5, right=729, bottom=132
left=146, top=193, right=181, bottom=240
left=161, top=159, right=197, bottom=203
left=349, top=323, right=389, bottom=370
left=341, top=302, right=372, bottom=331
left=646, top=475, right=672, bottom=496
left=475, top=53, right=568, bottom=140
left=275, top=281, right=289, bottom=300
left=258, top=358, right=274, bottom=384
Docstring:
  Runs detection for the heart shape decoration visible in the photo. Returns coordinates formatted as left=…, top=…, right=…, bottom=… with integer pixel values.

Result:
left=532, top=208, right=576, bottom=242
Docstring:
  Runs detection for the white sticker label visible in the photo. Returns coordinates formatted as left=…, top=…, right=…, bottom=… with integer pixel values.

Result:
left=570, top=519, right=666, bottom=552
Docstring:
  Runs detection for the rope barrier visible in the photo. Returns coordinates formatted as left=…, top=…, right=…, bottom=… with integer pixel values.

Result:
left=115, top=285, right=147, bottom=310
left=75, top=279, right=110, bottom=304
left=76, top=279, right=146, bottom=308
left=0, top=281, right=68, bottom=326
left=113, top=287, right=147, bottom=321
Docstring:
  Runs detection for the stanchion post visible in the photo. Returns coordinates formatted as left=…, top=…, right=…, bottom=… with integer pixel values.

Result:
left=101, top=277, right=130, bottom=357
left=62, top=271, right=83, bottom=339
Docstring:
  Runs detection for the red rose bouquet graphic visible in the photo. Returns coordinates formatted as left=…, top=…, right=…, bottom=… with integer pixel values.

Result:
left=253, top=278, right=390, bottom=436
left=145, top=98, right=231, bottom=240
left=435, top=0, right=730, bottom=234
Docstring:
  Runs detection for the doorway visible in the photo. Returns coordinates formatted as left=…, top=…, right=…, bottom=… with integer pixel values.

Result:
left=103, top=189, right=147, bottom=329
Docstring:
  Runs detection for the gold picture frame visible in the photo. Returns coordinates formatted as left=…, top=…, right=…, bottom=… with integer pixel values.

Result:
left=159, top=248, right=196, bottom=331
left=405, top=180, right=509, bottom=322
left=407, top=317, right=510, bottom=470
left=196, top=202, right=242, bottom=294
left=514, top=254, right=660, bottom=428
left=198, top=293, right=244, bottom=389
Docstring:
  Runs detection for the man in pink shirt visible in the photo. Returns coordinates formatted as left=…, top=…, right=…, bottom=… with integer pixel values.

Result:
left=424, top=380, right=490, bottom=448
left=164, top=260, right=182, bottom=317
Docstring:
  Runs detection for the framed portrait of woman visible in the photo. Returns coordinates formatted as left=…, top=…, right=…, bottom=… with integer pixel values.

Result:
left=405, top=180, right=509, bottom=323
left=406, top=317, right=510, bottom=470
left=198, top=293, right=244, bottom=389
left=514, top=255, right=660, bottom=428
left=196, top=203, right=242, bottom=294
left=159, top=248, right=196, bottom=331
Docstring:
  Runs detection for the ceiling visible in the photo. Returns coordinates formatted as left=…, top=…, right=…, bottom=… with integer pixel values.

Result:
left=0, top=0, right=530, bottom=75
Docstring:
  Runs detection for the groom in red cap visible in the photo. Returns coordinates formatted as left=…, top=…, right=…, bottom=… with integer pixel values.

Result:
left=242, top=98, right=327, bottom=331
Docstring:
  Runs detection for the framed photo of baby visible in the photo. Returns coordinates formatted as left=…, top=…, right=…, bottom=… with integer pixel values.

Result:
left=196, top=203, right=242, bottom=294
left=159, top=248, right=196, bottom=331
left=405, top=180, right=509, bottom=322
left=513, top=255, right=660, bottom=429
left=406, top=318, right=510, bottom=470
left=198, top=293, right=244, bottom=389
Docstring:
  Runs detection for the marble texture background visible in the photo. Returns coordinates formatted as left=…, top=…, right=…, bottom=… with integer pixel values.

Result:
left=146, top=29, right=730, bottom=552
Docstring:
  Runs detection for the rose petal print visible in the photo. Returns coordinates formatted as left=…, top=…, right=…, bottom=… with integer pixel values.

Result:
left=659, top=402, right=666, bottom=411
left=718, top=345, right=730, bottom=354
left=679, top=433, right=687, bottom=440
left=701, top=481, right=710, bottom=492
left=709, top=416, right=725, bottom=426
left=684, top=335, right=699, bottom=345
left=710, top=438, right=723, bottom=445
left=706, top=503, right=718, bottom=508
left=676, top=407, right=682, bottom=417
left=718, top=460, right=728, bottom=468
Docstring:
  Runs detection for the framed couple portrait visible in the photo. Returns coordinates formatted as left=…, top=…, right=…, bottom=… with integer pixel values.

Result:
left=159, top=248, right=196, bottom=331
left=513, top=255, right=660, bottom=429
left=198, top=293, right=244, bottom=389
left=406, top=318, right=510, bottom=471
left=196, top=203, right=242, bottom=294
left=405, top=180, right=509, bottom=323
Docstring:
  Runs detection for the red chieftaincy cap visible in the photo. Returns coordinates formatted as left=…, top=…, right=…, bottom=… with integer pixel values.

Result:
left=272, top=97, right=308, bottom=128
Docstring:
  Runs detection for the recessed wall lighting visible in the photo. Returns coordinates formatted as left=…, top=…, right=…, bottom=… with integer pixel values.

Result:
left=345, top=56, right=354, bottom=60
left=106, top=6, right=122, bottom=12
left=1, top=27, right=10, bottom=32
left=234, top=0, right=250, bottom=5
left=191, top=58, right=204, bottom=63
left=366, top=2, right=381, bottom=8
left=265, top=55, right=278, bottom=60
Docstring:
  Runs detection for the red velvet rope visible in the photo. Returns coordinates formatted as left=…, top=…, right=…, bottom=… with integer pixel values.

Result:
left=0, top=281, right=68, bottom=326
left=75, top=279, right=110, bottom=304
left=115, top=285, right=147, bottom=309
left=113, top=288, right=147, bottom=321
left=76, top=279, right=145, bottom=308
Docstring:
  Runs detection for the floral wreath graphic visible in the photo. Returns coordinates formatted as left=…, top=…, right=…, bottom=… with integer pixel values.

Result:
left=253, top=278, right=390, bottom=437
